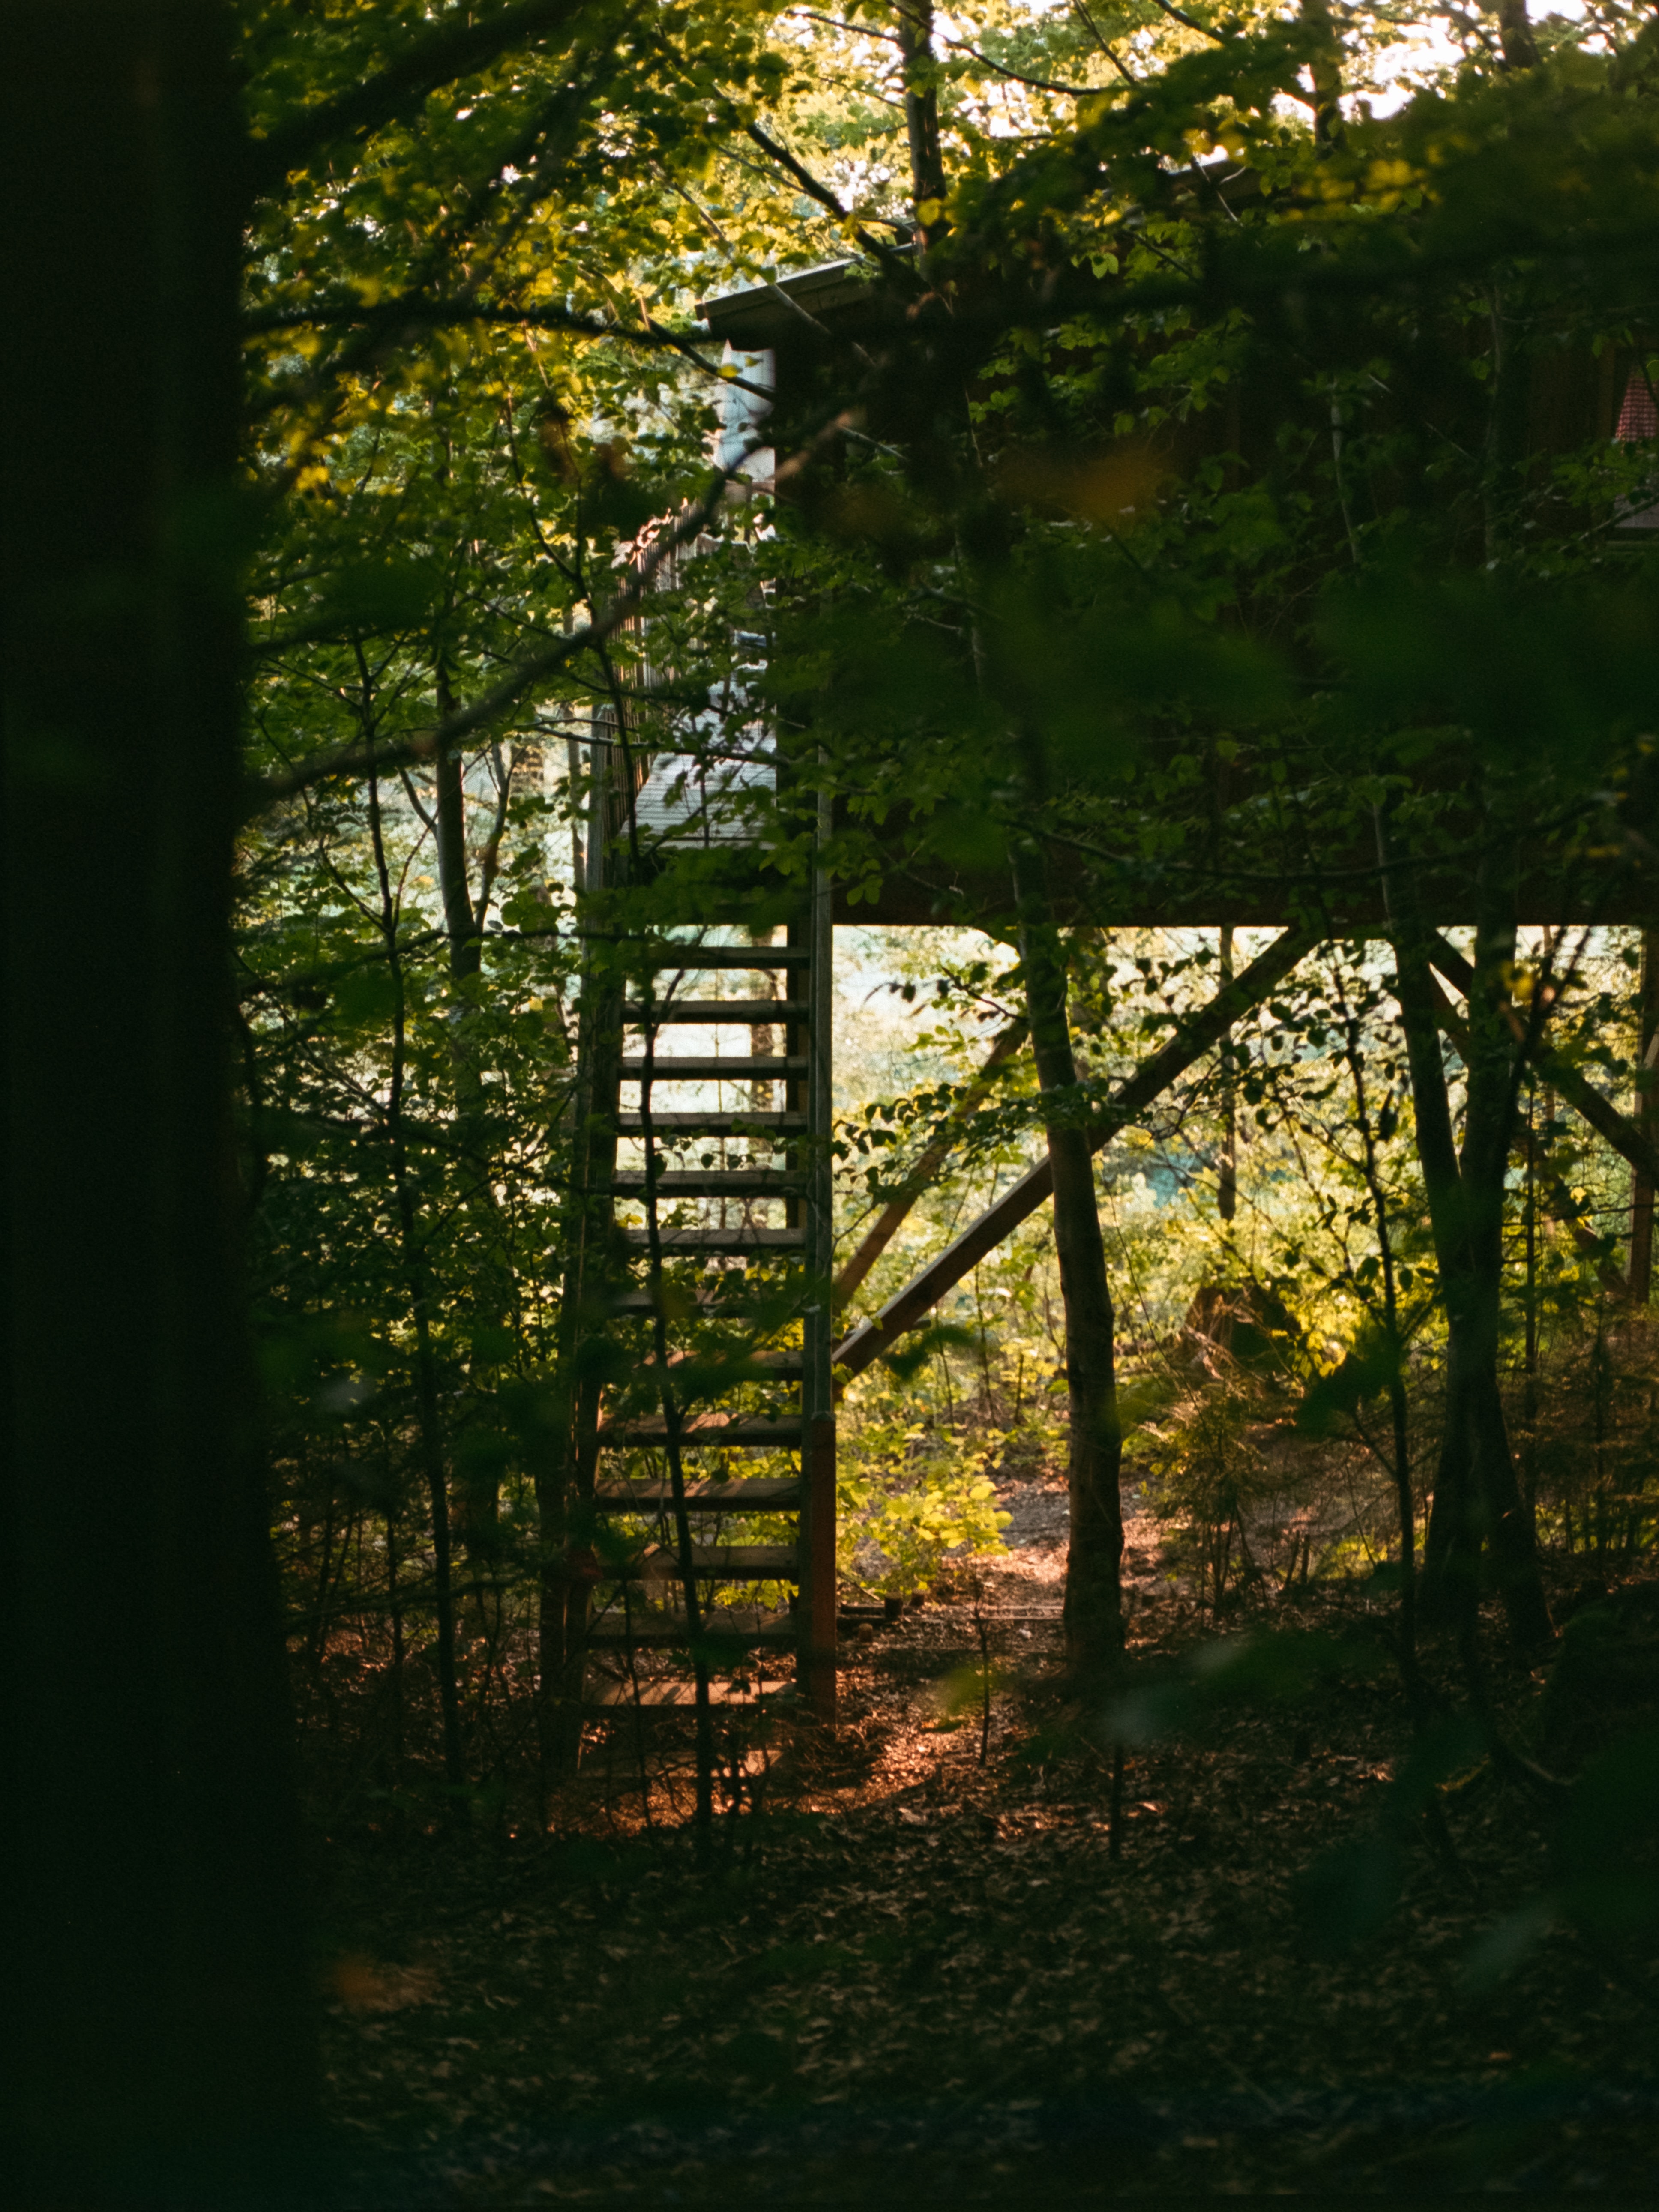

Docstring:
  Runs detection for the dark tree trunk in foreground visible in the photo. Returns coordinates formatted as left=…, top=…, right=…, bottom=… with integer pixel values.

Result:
left=0, top=5, right=315, bottom=2196
left=1009, top=834, right=1124, bottom=1678
left=1376, top=806, right=1552, bottom=1657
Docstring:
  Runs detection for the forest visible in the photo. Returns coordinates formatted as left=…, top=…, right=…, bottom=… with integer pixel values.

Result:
left=10, top=0, right=1659, bottom=2201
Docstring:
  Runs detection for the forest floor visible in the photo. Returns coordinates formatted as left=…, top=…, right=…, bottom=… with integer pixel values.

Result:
left=318, top=1472, right=1659, bottom=2204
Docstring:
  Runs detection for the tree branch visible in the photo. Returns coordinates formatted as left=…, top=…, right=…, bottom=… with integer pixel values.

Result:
left=248, top=294, right=682, bottom=349
left=939, top=35, right=1105, bottom=96
left=1145, top=0, right=1229, bottom=44
left=1072, top=1, right=1139, bottom=84
left=743, top=121, right=913, bottom=276
left=245, top=413, right=852, bottom=812
left=245, top=292, right=768, bottom=395
left=247, top=472, right=731, bottom=811
left=246, top=0, right=601, bottom=193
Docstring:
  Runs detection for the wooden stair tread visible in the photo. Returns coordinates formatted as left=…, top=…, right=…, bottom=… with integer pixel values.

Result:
left=583, top=1676, right=794, bottom=1710
left=608, top=1293, right=783, bottom=1317
left=621, top=1056, right=807, bottom=1080
left=639, top=946, right=810, bottom=971
left=617, top=1113, right=806, bottom=1135
left=620, top=1226, right=804, bottom=1250
left=599, top=1416, right=802, bottom=1446
left=610, top=1170, right=805, bottom=1195
left=623, top=1000, right=809, bottom=1024
left=586, top=1607, right=796, bottom=1646
left=610, top=1544, right=798, bottom=1577
left=593, top=1478, right=802, bottom=1509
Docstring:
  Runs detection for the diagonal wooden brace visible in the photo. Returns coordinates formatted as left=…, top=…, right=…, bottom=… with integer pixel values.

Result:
left=832, top=925, right=1319, bottom=1377
left=834, top=1016, right=1028, bottom=1307
left=1426, top=936, right=1659, bottom=1188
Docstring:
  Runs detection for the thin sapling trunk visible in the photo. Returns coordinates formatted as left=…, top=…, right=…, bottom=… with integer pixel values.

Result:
left=366, top=762, right=464, bottom=1792
left=1008, top=822, right=1124, bottom=1680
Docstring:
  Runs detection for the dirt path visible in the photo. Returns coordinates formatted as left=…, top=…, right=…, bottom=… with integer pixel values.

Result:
left=982, top=1469, right=1168, bottom=1598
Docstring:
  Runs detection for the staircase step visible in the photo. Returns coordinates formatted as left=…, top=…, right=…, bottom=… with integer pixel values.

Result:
left=636, top=1342, right=806, bottom=1375
left=621, top=1057, right=806, bottom=1081
left=610, top=1170, right=806, bottom=1196
left=620, top=1226, right=804, bottom=1251
left=617, top=1113, right=806, bottom=1136
left=610, top=1544, right=799, bottom=1577
left=583, top=1676, right=794, bottom=1711
left=623, top=1000, right=808, bottom=1025
left=586, top=1606, right=796, bottom=1646
left=608, top=1291, right=787, bottom=1317
left=640, top=946, right=810, bottom=972
left=599, top=1416, right=802, bottom=1446
left=593, top=1478, right=802, bottom=1510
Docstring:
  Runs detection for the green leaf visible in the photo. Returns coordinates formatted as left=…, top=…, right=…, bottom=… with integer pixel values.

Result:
left=880, top=1321, right=979, bottom=1385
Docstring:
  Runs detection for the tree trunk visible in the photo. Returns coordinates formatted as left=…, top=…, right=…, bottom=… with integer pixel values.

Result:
left=431, top=714, right=517, bottom=1566
left=0, top=3, right=315, bottom=2193
left=1009, top=834, right=1124, bottom=1678
left=1457, top=854, right=1551, bottom=1649
left=895, top=0, right=944, bottom=245
left=1497, top=0, right=1539, bottom=71
left=537, top=744, right=624, bottom=1801
left=434, top=741, right=480, bottom=975
left=1298, top=0, right=1344, bottom=147
left=1376, top=808, right=1552, bottom=1655
left=365, top=768, right=466, bottom=1792
left=1217, top=925, right=1238, bottom=1224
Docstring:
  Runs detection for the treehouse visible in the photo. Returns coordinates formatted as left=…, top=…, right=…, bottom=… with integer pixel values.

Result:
left=554, top=257, right=1659, bottom=1744
left=699, top=254, right=1659, bottom=932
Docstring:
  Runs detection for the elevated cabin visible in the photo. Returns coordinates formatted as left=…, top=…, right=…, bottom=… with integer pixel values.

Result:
left=552, top=257, right=1659, bottom=1750
left=698, top=256, right=1659, bottom=927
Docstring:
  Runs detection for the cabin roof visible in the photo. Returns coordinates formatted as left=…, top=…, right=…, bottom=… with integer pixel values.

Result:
left=697, top=257, right=876, bottom=348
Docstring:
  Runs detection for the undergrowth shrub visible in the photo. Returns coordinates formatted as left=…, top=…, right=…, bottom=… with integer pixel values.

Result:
left=1142, top=1382, right=1309, bottom=1615
left=837, top=1367, right=1010, bottom=1596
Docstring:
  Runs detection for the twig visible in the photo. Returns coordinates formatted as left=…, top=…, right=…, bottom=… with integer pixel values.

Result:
left=1144, top=0, right=1229, bottom=44
left=743, top=121, right=914, bottom=277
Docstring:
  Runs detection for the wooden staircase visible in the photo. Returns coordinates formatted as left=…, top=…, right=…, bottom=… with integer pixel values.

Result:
left=571, top=825, right=837, bottom=1731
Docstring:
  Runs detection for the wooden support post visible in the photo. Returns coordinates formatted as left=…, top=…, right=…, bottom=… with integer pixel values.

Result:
left=800, top=778, right=837, bottom=1724
left=803, top=1413, right=838, bottom=1724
